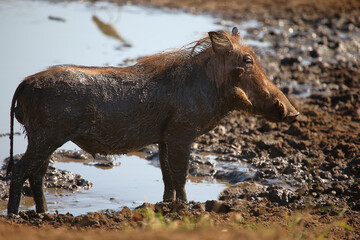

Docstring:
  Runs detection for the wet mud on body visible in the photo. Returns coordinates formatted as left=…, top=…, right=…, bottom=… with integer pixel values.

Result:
left=0, top=0, right=360, bottom=239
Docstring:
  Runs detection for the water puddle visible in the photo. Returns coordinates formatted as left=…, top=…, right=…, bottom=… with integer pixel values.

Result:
left=0, top=0, right=271, bottom=216
left=52, top=154, right=228, bottom=215
left=0, top=152, right=229, bottom=216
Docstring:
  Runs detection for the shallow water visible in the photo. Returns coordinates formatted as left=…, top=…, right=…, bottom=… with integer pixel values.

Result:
left=52, top=155, right=227, bottom=215
left=0, top=153, right=229, bottom=216
left=0, top=0, right=266, bottom=215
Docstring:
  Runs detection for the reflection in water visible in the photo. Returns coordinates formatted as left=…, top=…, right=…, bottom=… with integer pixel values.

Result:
left=48, top=15, right=66, bottom=22
left=92, top=15, right=131, bottom=47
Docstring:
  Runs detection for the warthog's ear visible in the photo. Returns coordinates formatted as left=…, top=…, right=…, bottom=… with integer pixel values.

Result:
left=232, top=27, right=239, bottom=38
left=231, top=27, right=240, bottom=42
left=208, top=31, right=233, bottom=55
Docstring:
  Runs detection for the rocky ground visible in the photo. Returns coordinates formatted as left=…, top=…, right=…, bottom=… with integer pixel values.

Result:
left=0, top=0, right=359, bottom=239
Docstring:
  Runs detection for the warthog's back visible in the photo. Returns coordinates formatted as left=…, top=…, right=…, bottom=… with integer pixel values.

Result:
left=16, top=65, right=171, bottom=155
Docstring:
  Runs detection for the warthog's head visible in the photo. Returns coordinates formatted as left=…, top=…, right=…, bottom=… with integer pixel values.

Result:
left=208, top=27, right=299, bottom=123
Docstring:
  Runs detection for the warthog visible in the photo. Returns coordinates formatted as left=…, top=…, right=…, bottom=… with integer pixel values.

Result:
left=7, top=27, right=299, bottom=214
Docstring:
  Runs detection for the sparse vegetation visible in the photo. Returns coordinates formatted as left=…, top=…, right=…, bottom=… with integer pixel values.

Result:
left=2, top=203, right=355, bottom=240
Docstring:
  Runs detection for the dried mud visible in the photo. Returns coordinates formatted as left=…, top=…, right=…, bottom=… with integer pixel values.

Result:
left=1, top=0, right=360, bottom=239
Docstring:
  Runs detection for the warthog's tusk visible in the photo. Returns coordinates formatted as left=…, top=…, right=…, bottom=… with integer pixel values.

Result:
left=235, top=87, right=253, bottom=110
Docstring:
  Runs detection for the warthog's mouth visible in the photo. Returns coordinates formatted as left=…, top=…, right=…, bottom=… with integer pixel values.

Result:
left=284, top=111, right=300, bottom=124
left=255, top=110, right=300, bottom=123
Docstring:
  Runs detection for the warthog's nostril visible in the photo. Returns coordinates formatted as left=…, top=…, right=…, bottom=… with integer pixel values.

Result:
left=285, top=112, right=300, bottom=123
left=276, top=100, right=287, bottom=119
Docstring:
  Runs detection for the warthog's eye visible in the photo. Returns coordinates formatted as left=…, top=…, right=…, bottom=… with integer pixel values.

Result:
left=243, top=54, right=253, bottom=64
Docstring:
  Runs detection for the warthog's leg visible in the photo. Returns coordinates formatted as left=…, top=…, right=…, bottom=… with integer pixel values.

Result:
left=29, top=158, right=51, bottom=213
left=7, top=157, right=27, bottom=215
left=166, top=142, right=191, bottom=202
left=8, top=149, right=54, bottom=215
left=8, top=133, right=65, bottom=215
left=158, top=143, right=174, bottom=201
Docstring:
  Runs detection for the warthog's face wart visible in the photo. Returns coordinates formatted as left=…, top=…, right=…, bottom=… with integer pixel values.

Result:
left=208, top=28, right=299, bottom=123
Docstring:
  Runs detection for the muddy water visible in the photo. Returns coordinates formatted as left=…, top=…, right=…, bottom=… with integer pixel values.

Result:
left=0, top=0, right=267, bottom=215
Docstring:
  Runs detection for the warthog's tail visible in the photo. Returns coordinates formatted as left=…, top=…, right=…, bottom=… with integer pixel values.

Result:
left=7, top=81, right=26, bottom=177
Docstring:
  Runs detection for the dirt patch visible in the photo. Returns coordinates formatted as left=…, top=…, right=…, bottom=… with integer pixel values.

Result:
left=1, top=0, right=360, bottom=239
left=113, top=0, right=360, bottom=20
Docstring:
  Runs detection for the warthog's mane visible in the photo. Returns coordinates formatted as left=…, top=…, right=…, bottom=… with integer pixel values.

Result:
left=135, top=35, right=213, bottom=75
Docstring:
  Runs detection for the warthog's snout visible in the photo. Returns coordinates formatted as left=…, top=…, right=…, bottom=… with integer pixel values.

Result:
left=240, top=86, right=300, bottom=124
left=284, top=110, right=300, bottom=124
left=274, top=98, right=300, bottom=123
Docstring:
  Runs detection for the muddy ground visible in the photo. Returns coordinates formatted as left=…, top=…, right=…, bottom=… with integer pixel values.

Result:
left=1, top=0, right=360, bottom=239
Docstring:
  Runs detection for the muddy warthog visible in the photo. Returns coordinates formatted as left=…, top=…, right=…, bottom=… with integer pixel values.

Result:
left=7, top=27, right=299, bottom=215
